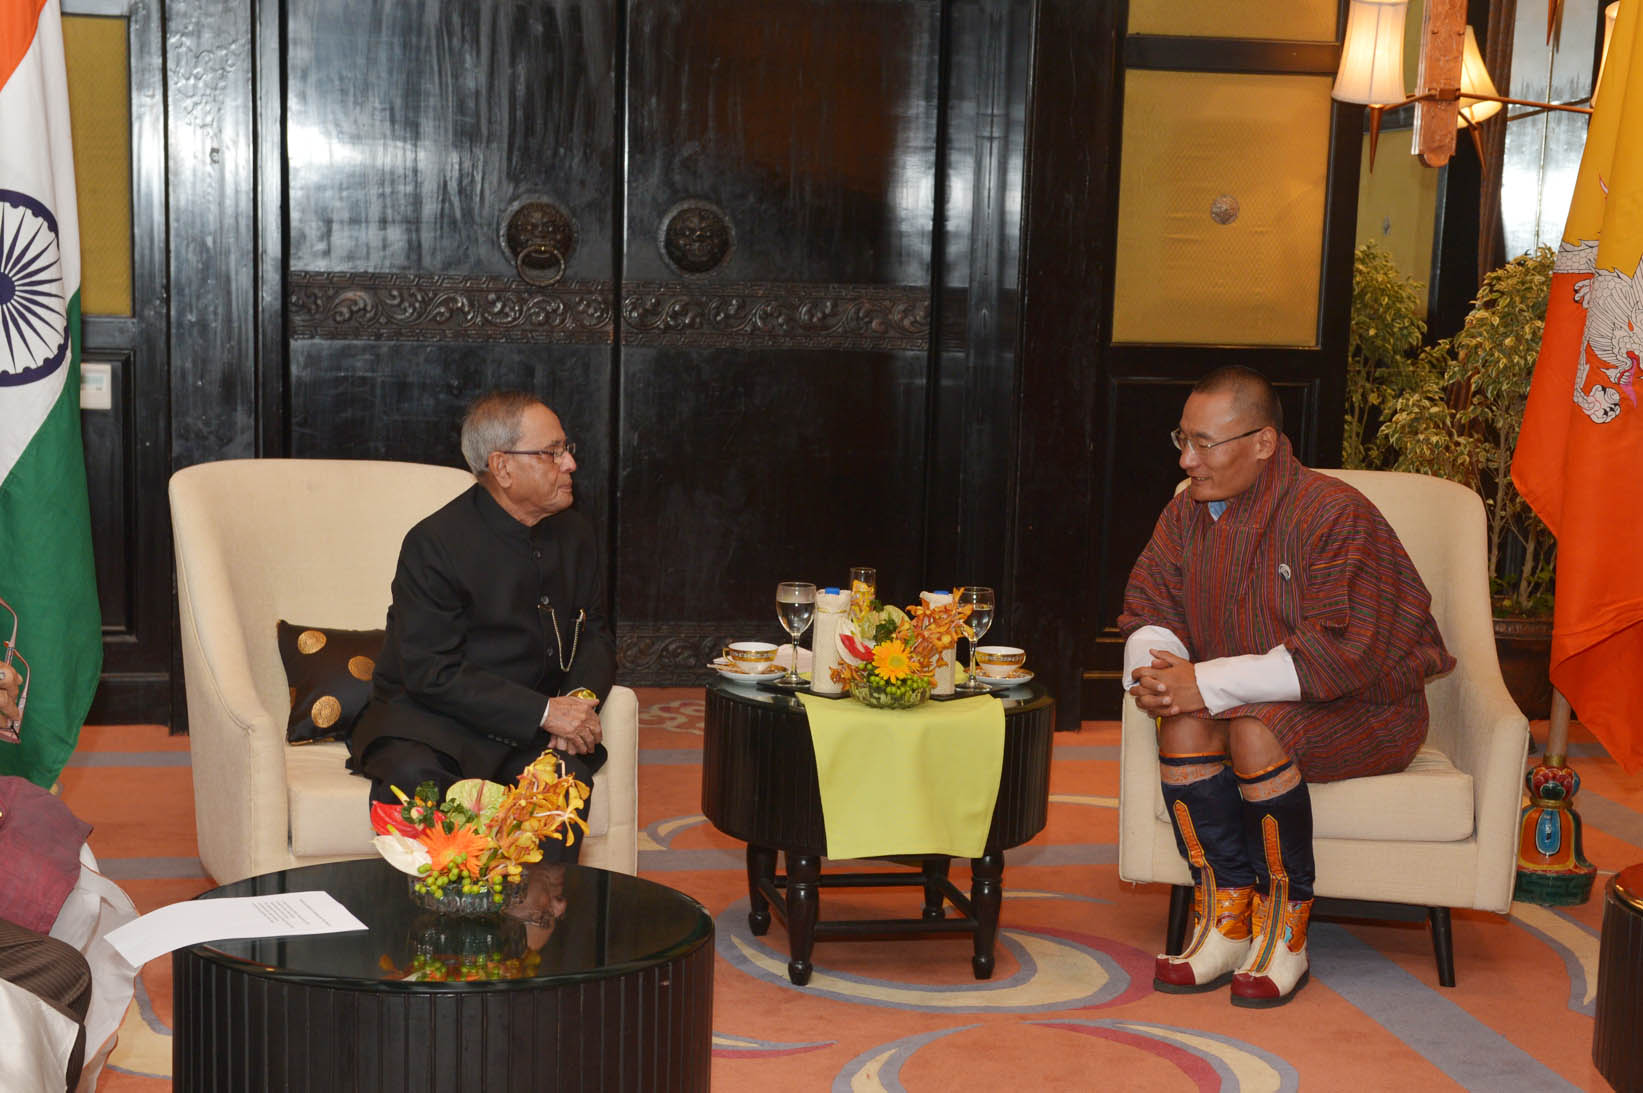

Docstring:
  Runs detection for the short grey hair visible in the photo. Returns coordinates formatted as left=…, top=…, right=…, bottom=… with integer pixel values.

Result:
left=459, top=391, right=542, bottom=476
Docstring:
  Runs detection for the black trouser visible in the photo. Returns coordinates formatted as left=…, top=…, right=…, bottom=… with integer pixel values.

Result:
left=0, top=917, right=91, bottom=1091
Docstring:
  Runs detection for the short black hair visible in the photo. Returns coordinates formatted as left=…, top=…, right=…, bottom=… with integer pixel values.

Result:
left=1191, top=366, right=1283, bottom=433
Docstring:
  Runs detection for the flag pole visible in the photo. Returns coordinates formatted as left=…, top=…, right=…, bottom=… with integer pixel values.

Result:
left=1514, top=686, right=1597, bottom=904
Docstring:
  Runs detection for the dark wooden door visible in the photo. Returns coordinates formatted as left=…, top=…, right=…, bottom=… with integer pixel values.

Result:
left=615, top=0, right=944, bottom=677
left=280, top=0, right=620, bottom=533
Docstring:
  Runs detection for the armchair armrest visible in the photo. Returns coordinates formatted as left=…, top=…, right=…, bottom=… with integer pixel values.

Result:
left=1118, top=694, right=1173, bottom=884
left=171, top=501, right=293, bottom=885
left=1443, top=655, right=1531, bottom=913
left=580, top=685, right=640, bottom=876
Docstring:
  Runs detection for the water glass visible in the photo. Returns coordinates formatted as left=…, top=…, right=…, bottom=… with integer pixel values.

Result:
left=955, top=586, right=995, bottom=692
left=776, top=582, right=818, bottom=685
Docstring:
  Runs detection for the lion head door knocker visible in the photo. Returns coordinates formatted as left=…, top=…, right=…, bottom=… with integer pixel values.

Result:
left=658, top=200, right=733, bottom=276
left=501, top=198, right=578, bottom=287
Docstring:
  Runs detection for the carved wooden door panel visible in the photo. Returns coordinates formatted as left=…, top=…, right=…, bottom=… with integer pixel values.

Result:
left=280, top=0, right=620, bottom=531
left=615, top=0, right=943, bottom=679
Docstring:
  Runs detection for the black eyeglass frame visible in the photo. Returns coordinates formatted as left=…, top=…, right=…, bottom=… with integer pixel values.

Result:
left=1169, top=426, right=1265, bottom=454
left=497, top=441, right=576, bottom=462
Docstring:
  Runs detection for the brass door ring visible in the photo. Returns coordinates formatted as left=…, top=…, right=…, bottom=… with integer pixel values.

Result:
left=515, top=241, right=566, bottom=286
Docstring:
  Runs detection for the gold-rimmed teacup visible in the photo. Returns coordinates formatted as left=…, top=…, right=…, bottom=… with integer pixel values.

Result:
left=973, top=645, right=1026, bottom=674
left=723, top=641, right=779, bottom=673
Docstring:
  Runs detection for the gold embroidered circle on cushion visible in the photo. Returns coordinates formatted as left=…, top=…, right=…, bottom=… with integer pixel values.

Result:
left=297, top=629, right=328, bottom=654
left=348, top=655, right=376, bottom=681
left=311, top=695, right=342, bottom=729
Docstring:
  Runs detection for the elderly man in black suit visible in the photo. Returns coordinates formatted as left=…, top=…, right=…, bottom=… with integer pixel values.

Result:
left=348, top=391, right=617, bottom=861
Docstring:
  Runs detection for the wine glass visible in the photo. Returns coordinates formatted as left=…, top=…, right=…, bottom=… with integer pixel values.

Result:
left=955, top=586, right=995, bottom=692
left=775, top=582, right=818, bottom=685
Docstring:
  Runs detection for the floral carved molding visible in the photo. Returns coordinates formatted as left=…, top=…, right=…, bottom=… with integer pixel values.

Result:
left=620, top=281, right=931, bottom=351
left=287, top=271, right=615, bottom=344
left=289, top=271, right=941, bottom=352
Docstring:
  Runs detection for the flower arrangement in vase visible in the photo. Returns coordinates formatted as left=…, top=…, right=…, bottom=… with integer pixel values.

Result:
left=370, top=751, right=590, bottom=915
left=830, top=590, right=973, bottom=709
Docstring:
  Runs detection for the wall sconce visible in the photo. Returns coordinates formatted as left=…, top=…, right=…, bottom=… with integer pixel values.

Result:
left=1332, top=0, right=1598, bottom=168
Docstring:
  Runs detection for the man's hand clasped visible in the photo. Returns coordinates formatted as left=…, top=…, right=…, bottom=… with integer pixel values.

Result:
left=1129, top=648, right=1206, bottom=718
left=543, top=693, right=601, bottom=755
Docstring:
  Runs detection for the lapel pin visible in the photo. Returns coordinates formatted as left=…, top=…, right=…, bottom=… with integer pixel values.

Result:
left=1277, top=563, right=1292, bottom=581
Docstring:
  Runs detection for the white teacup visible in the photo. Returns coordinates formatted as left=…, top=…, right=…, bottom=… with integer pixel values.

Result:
left=974, top=645, right=1026, bottom=674
left=723, top=641, right=779, bottom=673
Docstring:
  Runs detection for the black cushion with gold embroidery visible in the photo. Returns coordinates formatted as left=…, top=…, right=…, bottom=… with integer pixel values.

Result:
left=276, top=621, right=385, bottom=745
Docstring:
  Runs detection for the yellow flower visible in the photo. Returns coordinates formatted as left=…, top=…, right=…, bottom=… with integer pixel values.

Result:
left=872, top=640, right=914, bottom=682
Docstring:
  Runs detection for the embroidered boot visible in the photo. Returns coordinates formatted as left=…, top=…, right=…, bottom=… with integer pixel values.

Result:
left=1153, top=754, right=1257, bottom=993
left=1231, top=760, right=1316, bottom=1008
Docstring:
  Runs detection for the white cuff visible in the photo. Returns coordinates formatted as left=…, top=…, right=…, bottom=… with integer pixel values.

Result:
left=1122, top=626, right=1191, bottom=690
left=1195, top=644, right=1301, bottom=716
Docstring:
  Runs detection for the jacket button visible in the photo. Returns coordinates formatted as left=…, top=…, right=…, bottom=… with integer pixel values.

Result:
left=539, top=596, right=550, bottom=606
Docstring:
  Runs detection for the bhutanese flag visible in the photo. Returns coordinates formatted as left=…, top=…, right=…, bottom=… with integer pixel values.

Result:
left=1512, top=1, right=1643, bottom=773
left=0, top=0, right=101, bottom=786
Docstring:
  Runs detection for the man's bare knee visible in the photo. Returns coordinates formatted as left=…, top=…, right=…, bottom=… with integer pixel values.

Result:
left=1227, top=716, right=1289, bottom=772
left=1157, top=713, right=1227, bottom=756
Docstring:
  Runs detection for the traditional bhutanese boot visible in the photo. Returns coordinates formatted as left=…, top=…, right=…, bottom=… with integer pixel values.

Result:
left=1154, top=753, right=1257, bottom=993
left=1231, top=759, right=1316, bottom=1008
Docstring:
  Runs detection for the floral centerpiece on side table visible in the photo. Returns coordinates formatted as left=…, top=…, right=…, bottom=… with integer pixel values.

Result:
left=830, top=590, right=973, bottom=709
left=370, top=751, right=590, bottom=915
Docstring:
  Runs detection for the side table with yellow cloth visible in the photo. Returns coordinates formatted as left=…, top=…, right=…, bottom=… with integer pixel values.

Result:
left=702, top=679, right=1055, bottom=985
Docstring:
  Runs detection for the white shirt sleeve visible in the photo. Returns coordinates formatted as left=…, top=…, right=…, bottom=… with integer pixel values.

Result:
left=1122, top=625, right=1191, bottom=690
left=1194, top=644, right=1302, bottom=716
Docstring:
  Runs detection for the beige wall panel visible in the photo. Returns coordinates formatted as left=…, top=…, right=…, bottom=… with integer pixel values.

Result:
left=62, top=15, right=132, bottom=318
left=1354, top=132, right=1438, bottom=314
left=1128, top=0, right=1336, bottom=42
left=1113, top=71, right=1333, bottom=347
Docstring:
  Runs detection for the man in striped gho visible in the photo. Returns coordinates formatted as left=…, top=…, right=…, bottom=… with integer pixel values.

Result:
left=1119, top=366, right=1453, bottom=1007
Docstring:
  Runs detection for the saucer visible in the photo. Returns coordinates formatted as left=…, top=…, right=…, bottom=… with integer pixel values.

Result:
left=973, top=667, right=1033, bottom=689
left=710, top=658, right=785, bottom=685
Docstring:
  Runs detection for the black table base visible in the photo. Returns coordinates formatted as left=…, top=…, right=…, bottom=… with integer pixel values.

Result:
left=174, top=940, right=713, bottom=1092
left=747, top=849, right=1006, bottom=984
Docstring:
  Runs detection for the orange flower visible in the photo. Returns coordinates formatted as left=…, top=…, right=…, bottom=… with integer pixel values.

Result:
left=872, top=640, right=914, bottom=682
left=418, top=823, right=490, bottom=880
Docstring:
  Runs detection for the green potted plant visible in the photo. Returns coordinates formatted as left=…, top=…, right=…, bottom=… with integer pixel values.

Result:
left=1346, top=243, right=1557, bottom=716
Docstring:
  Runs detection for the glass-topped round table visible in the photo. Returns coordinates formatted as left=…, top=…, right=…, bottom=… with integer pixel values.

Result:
left=172, top=859, right=713, bottom=1092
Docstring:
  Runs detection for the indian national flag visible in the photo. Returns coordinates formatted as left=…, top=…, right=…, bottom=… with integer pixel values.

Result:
left=0, top=0, right=102, bottom=786
left=1512, top=1, right=1643, bottom=772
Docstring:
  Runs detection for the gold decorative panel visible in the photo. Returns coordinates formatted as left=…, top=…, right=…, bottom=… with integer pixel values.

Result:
left=1112, top=71, right=1333, bottom=347
left=1354, top=131, right=1438, bottom=315
left=1127, top=0, right=1336, bottom=43
left=62, top=15, right=132, bottom=318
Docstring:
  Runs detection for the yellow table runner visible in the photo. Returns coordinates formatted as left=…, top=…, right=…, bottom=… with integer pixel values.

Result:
left=796, top=693, right=1005, bottom=860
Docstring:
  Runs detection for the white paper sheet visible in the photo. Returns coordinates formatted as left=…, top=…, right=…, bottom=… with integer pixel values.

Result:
left=103, top=890, right=368, bottom=968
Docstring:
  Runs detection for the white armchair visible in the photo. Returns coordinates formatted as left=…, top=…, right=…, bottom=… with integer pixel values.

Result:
left=170, top=458, right=639, bottom=886
left=1117, top=470, right=1530, bottom=986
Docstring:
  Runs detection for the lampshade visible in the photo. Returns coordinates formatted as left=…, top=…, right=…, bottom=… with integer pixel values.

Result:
left=1457, top=26, right=1504, bottom=126
left=1332, top=0, right=1410, bottom=106
left=1594, top=2, right=1621, bottom=105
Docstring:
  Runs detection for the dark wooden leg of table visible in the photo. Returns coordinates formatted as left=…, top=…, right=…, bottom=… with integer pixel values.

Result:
left=921, top=856, right=951, bottom=920
left=746, top=845, right=776, bottom=936
left=785, top=852, right=821, bottom=986
left=970, top=848, right=1004, bottom=979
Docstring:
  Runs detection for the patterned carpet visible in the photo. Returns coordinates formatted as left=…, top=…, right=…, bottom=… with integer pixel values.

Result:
left=57, top=687, right=1638, bottom=1091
